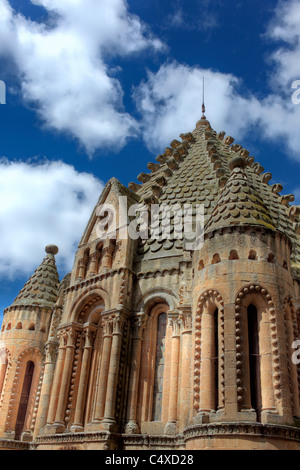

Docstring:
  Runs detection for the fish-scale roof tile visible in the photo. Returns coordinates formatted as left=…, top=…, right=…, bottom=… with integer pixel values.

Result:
left=10, top=246, right=60, bottom=309
left=128, top=119, right=300, bottom=275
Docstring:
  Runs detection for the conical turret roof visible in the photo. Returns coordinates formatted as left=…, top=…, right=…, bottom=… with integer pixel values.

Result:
left=128, top=118, right=300, bottom=277
left=205, top=155, right=276, bottom=233
left=11, top=245, right=60, bottom=309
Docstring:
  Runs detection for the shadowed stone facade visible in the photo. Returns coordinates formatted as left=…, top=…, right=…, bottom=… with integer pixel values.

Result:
left=0, top=116, right=300, bottom=450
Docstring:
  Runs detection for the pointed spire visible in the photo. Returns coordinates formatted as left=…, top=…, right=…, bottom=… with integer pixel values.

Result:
left=201, top=76, right=206, bottom=120
left=196, top=76, right=210, bottom=128
left=11, top=245, right=60, bottom=309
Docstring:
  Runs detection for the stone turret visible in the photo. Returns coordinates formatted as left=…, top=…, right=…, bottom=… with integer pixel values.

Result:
left=0, top=246, right=59, bottom=441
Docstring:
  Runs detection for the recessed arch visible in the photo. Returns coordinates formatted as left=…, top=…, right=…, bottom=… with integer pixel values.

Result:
left=235, top=284, right=279, bottom=419
left=194, top=289, right=225, bottom=414
left=137, top=300, right=172, bottom=427
left=137, top=288, right=178, bottom=316
left=67, top=287, right=109, bottom=323
left=5, top=348, right=42, bottom=436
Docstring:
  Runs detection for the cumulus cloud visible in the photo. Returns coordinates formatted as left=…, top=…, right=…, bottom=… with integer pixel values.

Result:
left=0, top=159, right=103, bottom=279
left=131, top=0, right=300, bottom=157
left=266, top=0, right=300, bottom=88
left=134, top=0, right=300, bottom=158
left=0, top=0, right=163, bottom=154
left=133, top=63, right=259, bottom=151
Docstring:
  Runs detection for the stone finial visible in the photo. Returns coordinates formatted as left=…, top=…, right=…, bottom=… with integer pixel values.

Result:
left=147, top=162, right=161, bottom=173
left=262, top=173, right=272, bottom=185
left=272, top=184, right=283, bottom=194
left=129, top=182, right=142, bottom=192
left=228, top=156, right=247, bottom=171
left=137, top=173, right=151, bottom=183
left=156, top=154, right=167, bottom=163
left=45, top=245, right=59, bottom=256
left=225, top=136, right=234, bottom=145
left=280, top=194, right=295, bottom=206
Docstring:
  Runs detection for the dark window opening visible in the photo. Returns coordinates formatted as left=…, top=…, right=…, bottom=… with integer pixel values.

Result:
left=247, top=305, right=262, bottom=421
left=213, top=308, right=219, bottom=411
left=15, top=361, right=35, bottom=440
left=152, top=313, right=167, bottom=421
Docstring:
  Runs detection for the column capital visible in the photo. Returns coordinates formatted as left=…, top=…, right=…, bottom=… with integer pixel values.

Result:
left=57, top=324, right=80, bottom=347
left=45, top=341, right=58, bottom=362
left=82, top=326, right=96, bottom=349
left=179, top=308, right=192, bottom=333
left=101, top=309, right=128, bottom=335
left=167, top=311, right=181, bottom=337
left=132, top=313, right=148, bottom=339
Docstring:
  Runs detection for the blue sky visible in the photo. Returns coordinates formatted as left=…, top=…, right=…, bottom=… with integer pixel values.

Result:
left=0, top=0, right=300, bottom=320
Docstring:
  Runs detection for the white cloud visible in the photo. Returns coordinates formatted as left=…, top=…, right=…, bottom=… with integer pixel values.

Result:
left=133, top=62, right=261, bottom=151
left=134, top=0, right=300, bottom=159
left=0, top=0, right=163, bottom=154
left=0, top=159, right=103, bottom=279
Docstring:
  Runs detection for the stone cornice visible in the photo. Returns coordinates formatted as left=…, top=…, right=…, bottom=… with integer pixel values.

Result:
left=183, top=422, right=300, bottom=442
left=4, top=421, right=300, bottom=449
left=0, top=439, right=30, bottom=450
left=65, top=266, right=134, bottom=294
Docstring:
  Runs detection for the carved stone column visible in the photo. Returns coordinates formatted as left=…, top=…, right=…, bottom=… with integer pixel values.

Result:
left=179, top=309, right=192, bottom=427
left=102, top=243, right=115, bottom=270
left=45, top=331, right=68, bottom=429
left=125, top=313, right=147, bottom=434
left=53, top=327, right=77, bottom=432
left=77, top=257, right=88, bottom=280
left=165, top=312, right=181, bottom=435
left=34, top=342, right=57, bottom=437
left=101, top=312, right=125, bottom=430
left=91, top=316, right=113, bottom=426
left=89, top=251, right=101, bottom=276
left=71, top=327, right=96, bottom=432
left=258, top=305, right=276, bottom=418
left=199, top=308, right=216, bottom=413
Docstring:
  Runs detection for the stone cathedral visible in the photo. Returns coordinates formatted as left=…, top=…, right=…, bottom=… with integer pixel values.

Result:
left=1, top=113, right=300, bottom=451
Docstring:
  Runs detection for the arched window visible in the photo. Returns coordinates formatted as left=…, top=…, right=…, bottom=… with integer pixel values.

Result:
left=213, top=308, right=219, bottom=411
left=247, top=304, right=262, bottom=421
left=15, top=361, right=35, bottom=440
left=229, top=250, right=239, bottom=260
left=152, top=313, right=167, bottom=421
left=248, top=250, right=257, bottom=260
